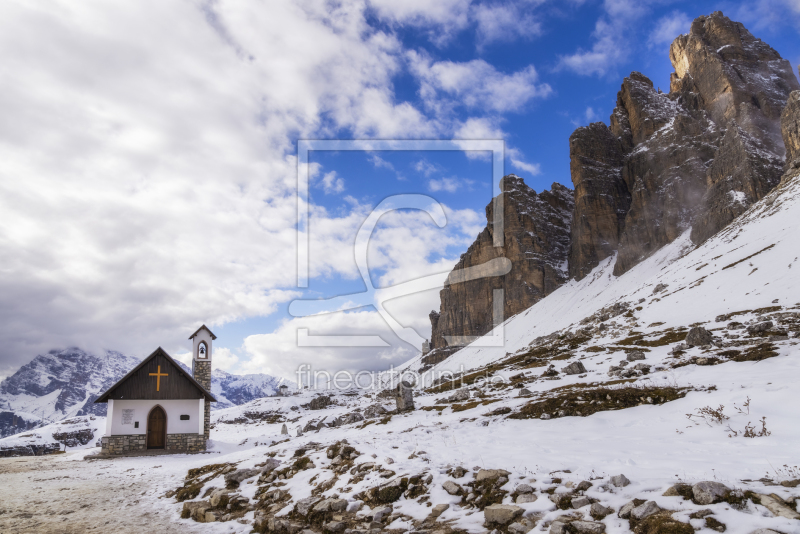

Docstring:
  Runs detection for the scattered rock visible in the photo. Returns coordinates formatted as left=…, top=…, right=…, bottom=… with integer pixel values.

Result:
left=442, top=481, right=463, bottom=496
left=685, top=327, right=713, bottom=347
left=396, top=381, right=415, bottom=412
left=627, top=351, right=646, bottom=361
left=516, top=494, right=538, bottom=504
left=483, top=504, right=523, bottom=526
left=562, top=361, right=588, bottom=375
left=476, top=469, right=512, bottom=482
left=705, top=517, right=727, bottom=532
left=662, top=483, right=692, bottom=499
left=295, top=497, right=322, bottom=517
left=590, top=503, right=612, bottom=520
left=748, top=321, right=774, bottom=335
left=515, top=484, right=534, bottom=494
left=610, top=474, right=631, bottom=487
left=430, top=504, right=449, bottom=517
left=755, top=493, right=800, bottom=519
left=692, top=481, right=731, bottom=505
left=364, top=404, right=388, bottom=419
left=447, top=389, right=470, bottom=403
left=571, top=496, right=590, bottom=509
left=225, top=468, right=260, bottom=488
left=508, top=520, right=534, bottom=534
left=309, top=396, right=332, bottom=410
left=631, top=501, right=661, bottom=521
left=569, top=521, right=606, bottom=534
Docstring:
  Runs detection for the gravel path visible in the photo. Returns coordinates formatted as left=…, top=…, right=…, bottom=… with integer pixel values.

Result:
left=0, top=451, right=207, bottom=534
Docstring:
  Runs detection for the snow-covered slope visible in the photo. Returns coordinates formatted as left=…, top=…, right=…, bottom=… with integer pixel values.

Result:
left=102, top=175, right=800, bottom=534
left=406, top=173, right=800, bottom=378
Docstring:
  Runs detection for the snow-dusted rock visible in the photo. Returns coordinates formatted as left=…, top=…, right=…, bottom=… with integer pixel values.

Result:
left=442, top=481, right=463, bottom=496
left=562, top=361, right=587, bottom=375
left=692, top=481, right=731, bottom=505
left=483, top=504, right=523, bottom=525
left=685, top=326, right=713, bottom=347
left=610, top=474, right=631, bottom=487
left=631, top=500, right=661, bottom=520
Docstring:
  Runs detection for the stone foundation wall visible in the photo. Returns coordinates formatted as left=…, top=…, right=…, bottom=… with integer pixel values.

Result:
left=101, top=434, right=146, bottom=455
left=166, top=433, right=206, bottom=452
left=101, top=433, right=206, bottom=455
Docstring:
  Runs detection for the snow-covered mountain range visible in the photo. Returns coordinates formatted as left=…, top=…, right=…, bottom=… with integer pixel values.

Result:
left=0, top=347, right=293, bottom=439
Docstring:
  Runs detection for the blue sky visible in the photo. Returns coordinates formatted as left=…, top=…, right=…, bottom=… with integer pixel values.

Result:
left=1, top=0, right=799, bottom=381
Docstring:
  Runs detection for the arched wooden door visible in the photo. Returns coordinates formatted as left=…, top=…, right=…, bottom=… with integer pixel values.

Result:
left=147, top=406, right=166, bottom=449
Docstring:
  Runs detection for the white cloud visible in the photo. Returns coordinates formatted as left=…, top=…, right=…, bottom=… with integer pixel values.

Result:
left=557, top=0, right=653, bottom=77
left=242, top=204, right=485, bottom=379
left=0, top=0, right=549, bottom=377
left=413, top=159, right=440, bottom=177
left=428, top=177, right=462, bottom=192
left=0, top=0, right=450, bottom=375
left=321, top=171, right=345, bottom=194
left=472, top=3, right=543, bottom=47
left=508, top=152, right=542, bottom=176
left=649, top=11, right=691, bottom=48
left=408, top=52, right=552, bottom=114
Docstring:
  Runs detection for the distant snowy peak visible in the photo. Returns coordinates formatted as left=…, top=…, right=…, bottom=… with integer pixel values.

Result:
left=210, top=368, right=296, bottom=410
left=0, top=348, right=139, bottom=438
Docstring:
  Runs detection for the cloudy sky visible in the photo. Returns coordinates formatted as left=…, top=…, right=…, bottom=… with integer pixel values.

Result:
left=1, top=0, right=799, bottom=382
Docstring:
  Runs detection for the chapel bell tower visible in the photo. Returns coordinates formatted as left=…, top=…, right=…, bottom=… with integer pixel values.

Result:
left=189, top=324, right=216, bottom=439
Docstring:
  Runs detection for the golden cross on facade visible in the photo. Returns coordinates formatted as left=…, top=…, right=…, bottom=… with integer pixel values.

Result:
left=149, top=365, right=168, bottom=391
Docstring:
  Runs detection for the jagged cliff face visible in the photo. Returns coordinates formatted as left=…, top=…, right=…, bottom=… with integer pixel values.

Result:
left=429, top=175, right=573, bottom=350
left=569, top=11, right=800, bottom=279
left=781, top=88, right=800, bottom=184
left=431, top=12, right=799, bottom=352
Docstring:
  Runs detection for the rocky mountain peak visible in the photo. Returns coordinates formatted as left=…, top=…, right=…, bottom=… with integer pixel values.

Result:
left=568, top=11, right=800, bottom=279
left=429, top=175, right=573, bottom=351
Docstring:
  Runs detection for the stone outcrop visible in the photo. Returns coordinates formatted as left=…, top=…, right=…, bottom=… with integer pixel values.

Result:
left=429, top=175, right=573, bottom=350
left=780, top=89, right=800, bottom=184
left=569, top=11, right=800, bottom=279
left=568, top=123, right=628, bottom=280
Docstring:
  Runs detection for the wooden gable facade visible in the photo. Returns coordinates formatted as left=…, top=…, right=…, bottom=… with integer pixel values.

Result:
left=95, top=347, right=216, bottom=403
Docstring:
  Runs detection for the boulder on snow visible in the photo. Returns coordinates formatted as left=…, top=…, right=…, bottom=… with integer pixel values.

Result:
left=562, top=361, right=588, bottom=375
left=483, top=504, right=523, bottom=525
left=364, top=404, right=388, bottom=418
left=568, top=521, right=606, bottom=534
left=225, top=468, right=260, bottom=488
left=610, top=474, right=631, bottom=487
left=685, top=326, right=713, bottom=347
left=748, top=321, right=774, bottom=335
left=631, top=500, right=661, bottom=520
left=447, top=388, right=470, bottom=403
left=626, top=351, right=646, bottom=361
left=590, top=502, right=613, bottom=520
left=476, top=469, right=511, bottom=482
left=692, top=481, right=731, bottom=505
left=309, top=395, right=331, bottom=410
left=516, top=493, right=537, bottom=504
left=395, top=381, right=415, bottom=412
left=754, top=493, right=800, bottom=519
left=442, top=481, right=463, bottom=496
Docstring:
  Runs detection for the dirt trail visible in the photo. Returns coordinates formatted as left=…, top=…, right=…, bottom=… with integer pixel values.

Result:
left=0, top=452, right=205, bottom=534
